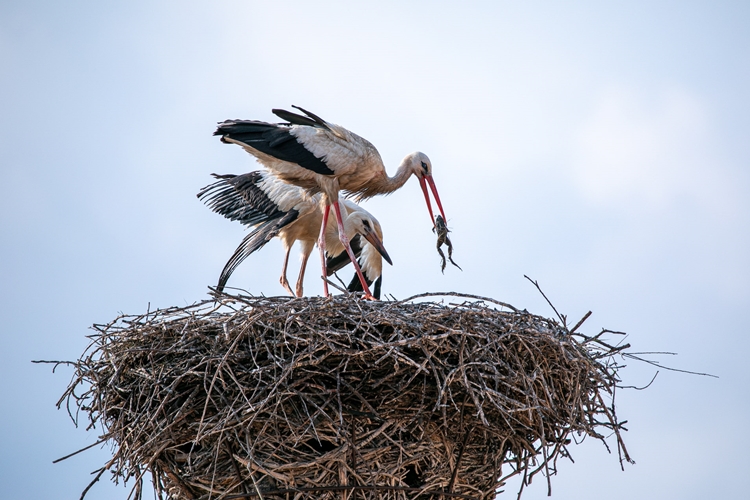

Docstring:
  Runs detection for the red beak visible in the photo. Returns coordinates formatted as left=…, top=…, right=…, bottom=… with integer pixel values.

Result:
left=419, top=175, right=447, bottom=227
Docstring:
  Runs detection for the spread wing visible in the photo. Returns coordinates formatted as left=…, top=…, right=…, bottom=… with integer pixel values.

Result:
left=198, top=171, right=307, bottom=291
left=214, top=119, right=335, bottom=176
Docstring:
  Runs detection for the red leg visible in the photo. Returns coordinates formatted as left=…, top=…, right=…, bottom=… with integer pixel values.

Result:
left=296, top=240, right=314, bottom=297
left=279, top=244, right=295, bottom=297
left=318, top=204, right=331, bottom=297
left=331, top=201, right=376, bottom=300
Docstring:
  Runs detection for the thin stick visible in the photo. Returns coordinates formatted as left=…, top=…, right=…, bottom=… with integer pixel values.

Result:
left=524, top=275, right=566, bottom=327
left=569, top=311, right=592, bottom=334
left=53, top=438, right=106, bottom=463
left=622, top=353, right=718, bottom=378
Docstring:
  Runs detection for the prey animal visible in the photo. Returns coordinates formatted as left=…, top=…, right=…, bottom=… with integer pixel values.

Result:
left=433, top=215, right=461, bottom=273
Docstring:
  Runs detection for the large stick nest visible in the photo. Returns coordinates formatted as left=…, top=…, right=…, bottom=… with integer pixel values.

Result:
left=59, top=292, right=632, bottom=500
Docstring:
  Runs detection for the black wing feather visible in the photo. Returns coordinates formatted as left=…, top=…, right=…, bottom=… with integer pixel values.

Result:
left=271, top=109, right=319, bottom=128
left=325, top=235, right=363, bottom=276
left=372, top=276, right=382, bottom=300
left=197, top=172, right=287, bottom=227
left=214, top=119, right=335, bottom=176
left=346, top=265, right=380, bottom=300
left=216, top=209, right=299, bottom=291
left=199, top=170, right=303, bottom=291
left=272, top=106, right=332, bottom=131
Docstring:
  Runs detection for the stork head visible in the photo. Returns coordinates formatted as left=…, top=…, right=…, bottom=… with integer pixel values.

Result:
left=405, top=152, right=447, bottom=228
left=346, top=212, right=393, bottom=266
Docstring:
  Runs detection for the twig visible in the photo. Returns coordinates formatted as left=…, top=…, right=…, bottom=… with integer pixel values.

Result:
left=622, top=353, right=718, bottom=378
left=323, top=277, right=348, bottom=294
left=569, top=311, right=592, bottom=334
left=523, top=275, right=566, bottom=327
left=53, top=438, right=106, bottom=463
left=619, top=372, right=659, bottom=390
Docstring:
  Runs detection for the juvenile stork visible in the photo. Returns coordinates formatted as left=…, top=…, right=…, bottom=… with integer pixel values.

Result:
left=198, top=171, right=391, bottom=298
left=214, top=106, right=446, bottom=299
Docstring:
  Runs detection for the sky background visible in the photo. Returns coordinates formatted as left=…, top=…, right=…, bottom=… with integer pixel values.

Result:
left=1, top=1, right=749, bottom=499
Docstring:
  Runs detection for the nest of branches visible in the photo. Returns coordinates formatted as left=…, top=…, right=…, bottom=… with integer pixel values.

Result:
left=58, top=292, right=632, bottom=500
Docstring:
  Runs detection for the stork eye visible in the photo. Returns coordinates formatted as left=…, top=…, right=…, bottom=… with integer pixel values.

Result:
left=420, top=161, right=428, bottom=172
left=363, top=220, right=370, bottom=228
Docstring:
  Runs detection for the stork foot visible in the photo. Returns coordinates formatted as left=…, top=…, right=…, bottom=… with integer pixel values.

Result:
left=280, top=277, right=295, bottom=297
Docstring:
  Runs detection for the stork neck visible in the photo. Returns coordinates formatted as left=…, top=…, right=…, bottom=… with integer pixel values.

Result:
left=370, top=161, right=413, bottom=196
left=353, top=158, right=415, bottom=201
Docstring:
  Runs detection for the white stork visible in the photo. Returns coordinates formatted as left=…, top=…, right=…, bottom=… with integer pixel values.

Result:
left=214, top=106, right=446, bottom=299
left=198, top=170, right=391, bottom=298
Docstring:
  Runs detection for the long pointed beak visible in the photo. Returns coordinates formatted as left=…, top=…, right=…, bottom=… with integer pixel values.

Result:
left=363, top=230, right=393, bottom=266
left=419, top=175, right=447, bottom=227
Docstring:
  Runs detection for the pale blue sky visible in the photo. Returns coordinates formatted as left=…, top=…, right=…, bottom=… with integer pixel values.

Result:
left=2, top=2, right=749, bottom=499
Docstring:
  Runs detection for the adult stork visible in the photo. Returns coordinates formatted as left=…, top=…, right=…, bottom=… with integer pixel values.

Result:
left=198, top=170, right=391, bottom=297
left=214, top=105, right=446, bottom=299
